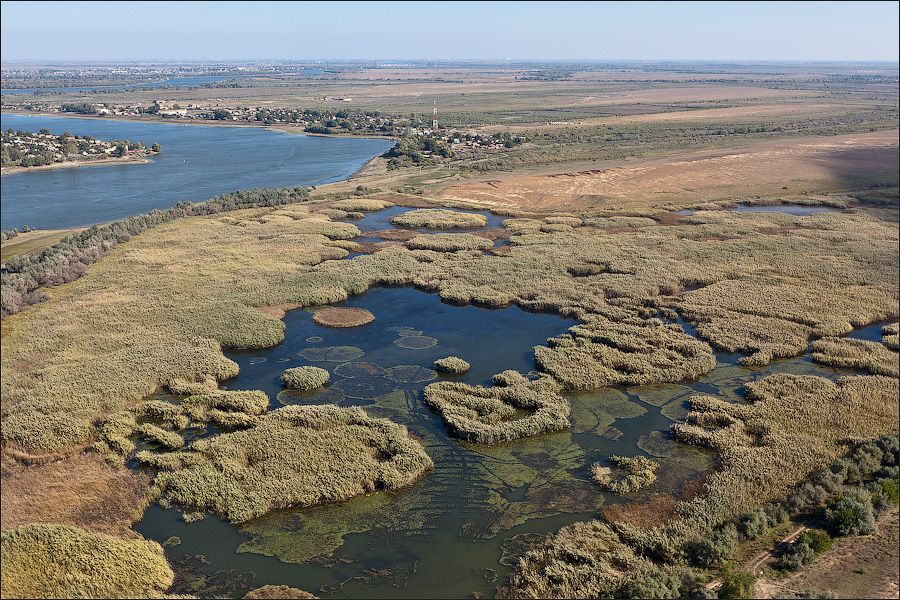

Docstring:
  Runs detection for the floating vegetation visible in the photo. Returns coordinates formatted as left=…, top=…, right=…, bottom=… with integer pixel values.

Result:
left=243, top=585, right=318, bottom=599
left=329, top=199, right=393, bottom=212
left=567, top=389, right=646, bottom=435
left=406, top=233, right=493, bottom=252
left=312, top=307, right=375, bottom=328
left=151, top=405, right=433, bottom=523
left=393, top=335, right=438, bottom=350
left=0, top=523, right=173, bottom=599
left=810, top=336, right=899, bottom=377
left=391, top=208, right=488, bottom=229
left=424, top=371, right=570, bottom=443
left=298, top=345, right=365, bottom=362
left=384, top=364, right=438, bottom=384
left=388, top=326, right=423, bottom=337
left=281, top=366, right=331, bottom=391
left=276, top=386, right=346, bottom=407
left=592, top=455, right=660, bottom=495
left=434, top=356, right=471, bottom=374
left=305, top=336, right=324, bottom=343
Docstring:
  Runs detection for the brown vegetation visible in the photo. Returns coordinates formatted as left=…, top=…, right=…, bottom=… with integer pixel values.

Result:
left=151, top=405, right=433, bottom=523
left=312, top=306, right=375, bottom=327
left=0, top=450, right=150, bottom=536
left=810, top=336, right=899, bottom=377
left=424, top=371, right=569, bottom=443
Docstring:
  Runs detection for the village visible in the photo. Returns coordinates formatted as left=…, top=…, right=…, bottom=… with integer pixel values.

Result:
left=0, top=98, right=526, bottom=168
left=1, top=128, right=160, bottom=169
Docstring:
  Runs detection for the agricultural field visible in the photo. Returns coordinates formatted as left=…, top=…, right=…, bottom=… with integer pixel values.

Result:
left=1, top=58, right=898, bottom=600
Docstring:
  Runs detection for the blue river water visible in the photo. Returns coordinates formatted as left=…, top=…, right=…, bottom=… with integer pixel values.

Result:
left=1, top=113, right=392, bottom=229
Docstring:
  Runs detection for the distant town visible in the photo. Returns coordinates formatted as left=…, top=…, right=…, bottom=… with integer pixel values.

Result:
left=1, top=99, right=526, bottom=169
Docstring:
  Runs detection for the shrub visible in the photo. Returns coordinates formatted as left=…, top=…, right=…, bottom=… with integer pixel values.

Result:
left=717, top=569, right=756, bottom=599
left=592, top=455, right=659, bottom=495
left=281, top=366, right=330, bottom=391
left=776, top=540, right=815, bottom=571
left=825, top=491, right=876, bottom=536
left=737, top=507, right=770, bottom=540
left=688, top=524, right=738, bottom=568
left=433, top=356, right=471, bottom=374
left=797, top=529, right=832, bottom=553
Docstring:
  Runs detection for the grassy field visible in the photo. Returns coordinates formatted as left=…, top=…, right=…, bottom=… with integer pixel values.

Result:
left=0, top=229, right=83, bottom=263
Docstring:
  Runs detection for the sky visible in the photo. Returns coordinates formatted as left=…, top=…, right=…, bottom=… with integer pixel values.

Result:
left=1, top=1, right=898, bottom=62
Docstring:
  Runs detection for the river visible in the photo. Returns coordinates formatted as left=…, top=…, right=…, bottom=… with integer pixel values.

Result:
left=1, top=113, right=392, bottom=229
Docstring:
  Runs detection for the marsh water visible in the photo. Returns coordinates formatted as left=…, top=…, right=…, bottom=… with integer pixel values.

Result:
left=0, top=113, right=392, bottom=229
left=674, top=204, right=839, bottom=217
left=132, top=206, right=862, bottom=598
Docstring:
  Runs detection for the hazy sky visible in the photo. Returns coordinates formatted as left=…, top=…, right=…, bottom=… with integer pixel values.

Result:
left=2, top=1, right=898, bottom=62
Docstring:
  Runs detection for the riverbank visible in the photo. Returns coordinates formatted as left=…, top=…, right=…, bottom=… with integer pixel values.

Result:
left=0, top=227, right=84, bottom=263
left=1, top=154, right=153, bottom=176
left=2, top=109, right=396, bottom=141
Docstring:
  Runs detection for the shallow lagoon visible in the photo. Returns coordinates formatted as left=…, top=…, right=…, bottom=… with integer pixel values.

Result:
left=134, top=279, right=853, bottom=598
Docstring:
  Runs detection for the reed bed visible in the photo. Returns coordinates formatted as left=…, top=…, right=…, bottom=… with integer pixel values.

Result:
left=0, top=523, right=173, bottom=599
left=405, top=233, right=493, bottom=252
left=391, top=208, right=488, bottom=229
left=433, top=356, right=471, bottom=374
left=150, top=405, right=433, bottom=523
left=281, top=366, right=331, bottom=390
left=810, top=336, right=899, bottom=377
left=424, top=371, right=570, bottom=444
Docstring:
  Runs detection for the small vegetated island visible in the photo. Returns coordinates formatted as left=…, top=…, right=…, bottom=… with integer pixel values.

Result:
left=1, top=128, right=160, bottom=173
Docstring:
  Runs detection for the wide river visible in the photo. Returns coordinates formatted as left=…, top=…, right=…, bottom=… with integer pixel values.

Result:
left=0, top=113, right=392, bottom=229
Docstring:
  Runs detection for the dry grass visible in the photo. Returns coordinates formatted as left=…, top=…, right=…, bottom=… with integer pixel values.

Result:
left=244, top=585, right=318, bottom=599
left=328, top=198, right=393, bottom=211
left=438, top=130, right=899, bottom=212
left=405, top=233, right=493, bottom=252
left=312, top=306, right=375, bottom=327
left=281, top=366, right=330, bottom=390
left=810, top=337, right=899, bottom=377
left=592, top=455, right=660, bottom=495
left=0, top=450, right=150, bottom=536
left=433, top=356, right=471, bottom=374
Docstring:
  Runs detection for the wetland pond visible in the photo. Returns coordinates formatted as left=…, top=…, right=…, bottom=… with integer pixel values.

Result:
left=134, top=279, right=856, bottom=598
left=674, top=204, right=839, bottom=217
left=0, top=113, right=392, bottom=229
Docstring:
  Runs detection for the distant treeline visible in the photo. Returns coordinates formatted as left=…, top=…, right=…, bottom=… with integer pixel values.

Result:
left=0, top=187, right=310, bottom=318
